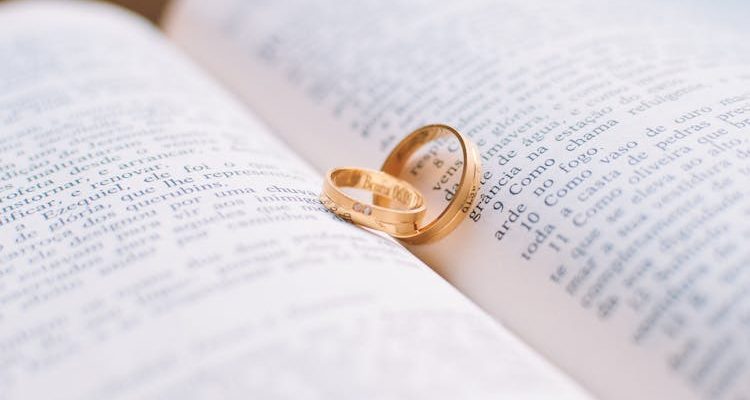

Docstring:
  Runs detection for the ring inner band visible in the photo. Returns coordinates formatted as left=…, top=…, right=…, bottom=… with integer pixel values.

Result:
left=321, top=167, right=426, bottom=235
left=374, top=124, right=480, bottom=244
left=330, top=168, right=422, bottom=210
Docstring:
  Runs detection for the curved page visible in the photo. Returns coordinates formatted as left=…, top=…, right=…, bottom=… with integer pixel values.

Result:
left=165, top=1, right=750, bottom=399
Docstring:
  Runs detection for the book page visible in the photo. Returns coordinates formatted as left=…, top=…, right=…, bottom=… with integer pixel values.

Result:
left=165, top=0, right=750, bottom=399
left=0, top=2, right=591, bottom=400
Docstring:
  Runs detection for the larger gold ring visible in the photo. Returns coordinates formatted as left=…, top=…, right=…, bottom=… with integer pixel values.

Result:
left=321, top=167, right=426, bottom=236
left=375, top=124, right=481, bottom=244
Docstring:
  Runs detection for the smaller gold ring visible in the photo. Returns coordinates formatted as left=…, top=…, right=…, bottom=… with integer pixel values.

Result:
left=320, top=167, right=426, bottom=236
left=375, top=124, right=481, bottom=244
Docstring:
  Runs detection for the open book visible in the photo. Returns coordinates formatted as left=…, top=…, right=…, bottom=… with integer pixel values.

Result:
left=1, top=0, right=748, bottom=398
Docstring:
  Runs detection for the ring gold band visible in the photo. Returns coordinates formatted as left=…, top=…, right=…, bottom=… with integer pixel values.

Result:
left=375, top=124, right=481, bottom=244
left=320, top=167, right=426, bottom=235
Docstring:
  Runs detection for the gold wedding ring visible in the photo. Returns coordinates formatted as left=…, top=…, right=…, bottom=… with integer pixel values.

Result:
left=320, top=167, right=426, bottom=235
left=375, top=124, right=481, bottom=244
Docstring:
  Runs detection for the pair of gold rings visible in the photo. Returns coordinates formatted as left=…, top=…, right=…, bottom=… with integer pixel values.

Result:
left=320, top=124, right=481, bottom=244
